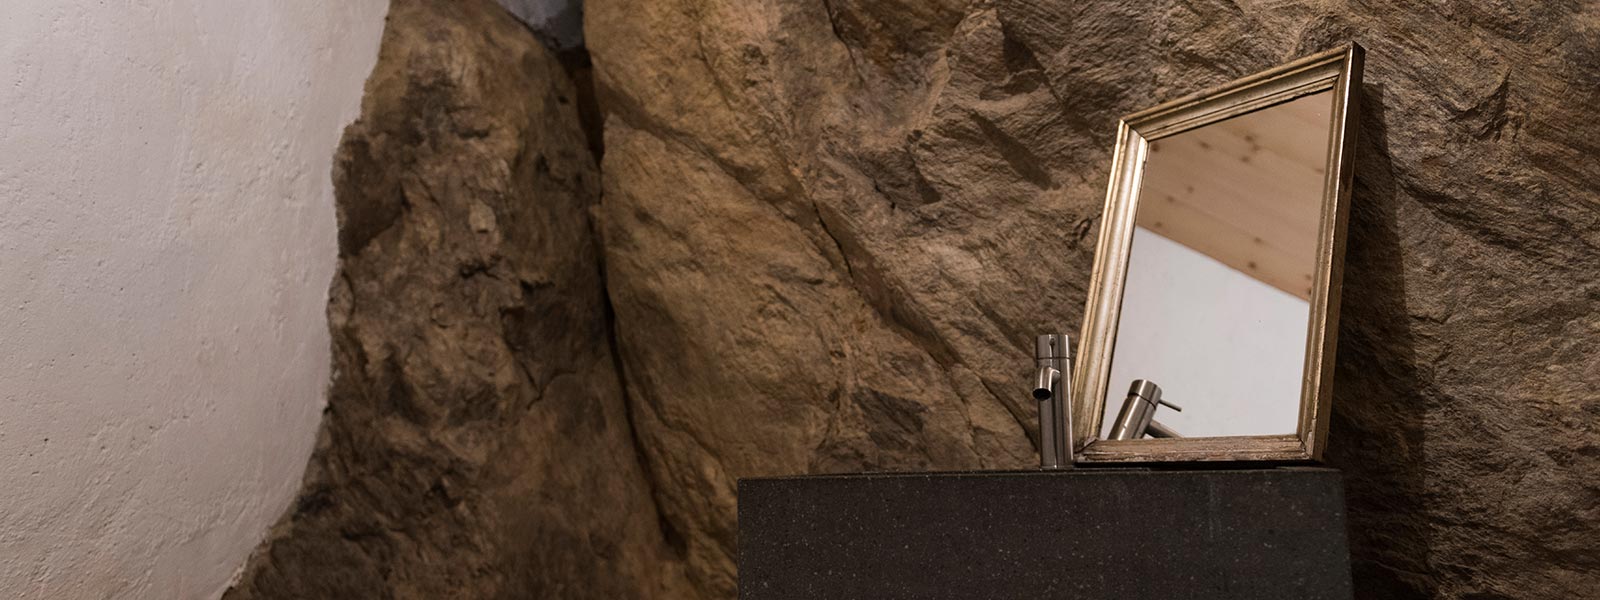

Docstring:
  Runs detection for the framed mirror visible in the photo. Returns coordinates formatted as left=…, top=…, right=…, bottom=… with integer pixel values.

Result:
left=1072, top=44, right=1364, bottom=463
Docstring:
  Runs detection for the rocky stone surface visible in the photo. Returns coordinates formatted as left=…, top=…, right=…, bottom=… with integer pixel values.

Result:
left=587, top=1, right=1600, bottom=599
left=224, top=0, right=686, bottom=597
left=495, top=0, right=585, bottom=50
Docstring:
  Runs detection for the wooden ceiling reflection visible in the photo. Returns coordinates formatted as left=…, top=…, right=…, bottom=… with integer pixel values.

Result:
left=1135, top=91, right=1333, bottom=300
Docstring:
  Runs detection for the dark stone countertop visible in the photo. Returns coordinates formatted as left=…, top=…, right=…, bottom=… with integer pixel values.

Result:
left=739, top=467, right=1351, bottom=600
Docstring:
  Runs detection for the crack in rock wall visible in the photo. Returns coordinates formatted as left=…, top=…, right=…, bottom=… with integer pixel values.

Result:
left=495, top=0, right=586, bottom=50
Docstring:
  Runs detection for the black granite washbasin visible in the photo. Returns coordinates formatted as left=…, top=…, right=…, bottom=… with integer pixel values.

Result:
left=739, top=468, right=1351, bottom=600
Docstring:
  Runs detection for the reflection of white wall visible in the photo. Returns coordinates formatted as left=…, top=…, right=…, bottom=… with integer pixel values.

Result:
left=1102, top=227, right=1308, bottom=438
left=0, top=1, right=386, bottom=597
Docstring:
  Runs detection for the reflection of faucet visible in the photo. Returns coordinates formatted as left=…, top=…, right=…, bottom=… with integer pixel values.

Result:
left=1030, top=334, right=1074, bottom=469
left=1109, top=379, right=1183, bottom=440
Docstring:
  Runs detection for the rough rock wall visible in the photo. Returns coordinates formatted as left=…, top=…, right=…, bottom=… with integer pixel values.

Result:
left=587, top=1, right=1600, bottom=599
left=224, top=0, right=686, bottom=597
left=495, top=0, right=585, bottom=50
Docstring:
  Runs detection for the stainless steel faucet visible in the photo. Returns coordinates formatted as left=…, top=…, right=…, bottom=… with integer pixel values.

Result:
left=1030, top=334, right=1074, bottom=469
left=1108, top=379, right=1183, bottom=440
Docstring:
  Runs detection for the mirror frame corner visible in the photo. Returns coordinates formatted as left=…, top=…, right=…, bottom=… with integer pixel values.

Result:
left=1072, top=43, right=1365, bottom=464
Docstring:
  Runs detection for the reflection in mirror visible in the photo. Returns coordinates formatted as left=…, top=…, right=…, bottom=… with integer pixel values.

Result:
left=1102, top=90, right=1334, bottom=439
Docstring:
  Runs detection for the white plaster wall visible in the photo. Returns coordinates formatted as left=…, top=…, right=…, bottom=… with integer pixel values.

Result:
left=1103, top=227, right=1310, bottom=438
left=0, top=2, right=387, bottom=598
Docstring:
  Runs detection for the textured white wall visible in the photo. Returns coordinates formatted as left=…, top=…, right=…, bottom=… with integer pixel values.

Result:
left=0, top=2, right=387, bottom=598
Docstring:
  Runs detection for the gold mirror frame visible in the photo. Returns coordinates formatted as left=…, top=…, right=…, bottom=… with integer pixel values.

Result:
left=1072, top=44, right=1364, bottom=464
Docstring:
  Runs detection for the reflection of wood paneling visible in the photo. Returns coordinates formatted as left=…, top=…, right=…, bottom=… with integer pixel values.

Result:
left=1136, top=92, right=1332, bottom=300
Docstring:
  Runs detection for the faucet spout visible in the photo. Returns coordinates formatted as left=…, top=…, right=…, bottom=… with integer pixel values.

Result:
left=1032, top=366, right=1059, bottom=401
left=1146, top=419, right=1181, bottom=438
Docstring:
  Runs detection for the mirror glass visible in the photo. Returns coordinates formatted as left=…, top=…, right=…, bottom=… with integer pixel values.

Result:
left=1101, top=90, right=1334, bottom=439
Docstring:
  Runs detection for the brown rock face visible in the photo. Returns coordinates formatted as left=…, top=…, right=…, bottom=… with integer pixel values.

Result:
left=587, top=1, right=1600, bottom=599
left=224, top=0, right=685, bottom=597
left=231, top=0, right=1599, bottom=597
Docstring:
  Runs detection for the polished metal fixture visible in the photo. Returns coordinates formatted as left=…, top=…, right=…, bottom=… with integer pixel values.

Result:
left=1031, top=334, right=1074, bottom=469
left=1108, top=380, right=1182, bottom=440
